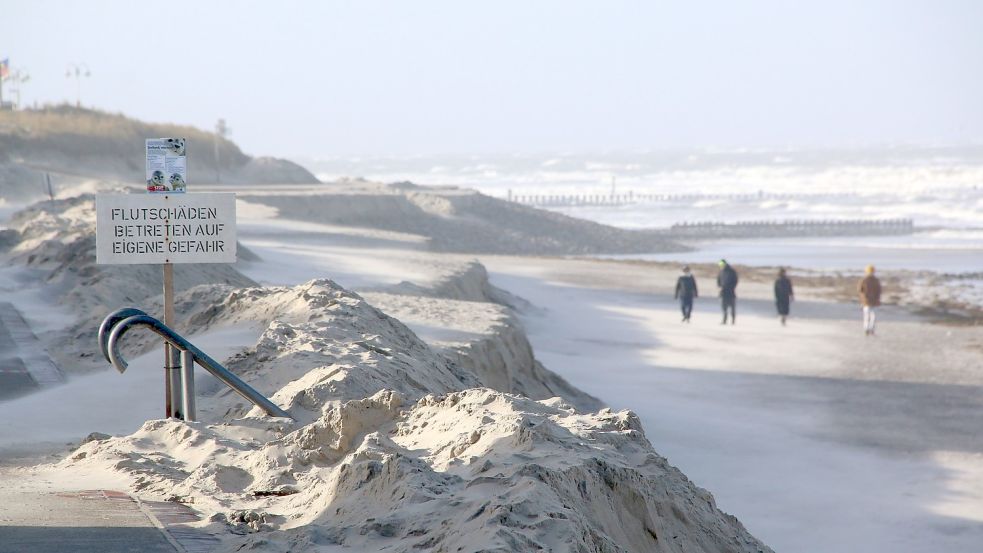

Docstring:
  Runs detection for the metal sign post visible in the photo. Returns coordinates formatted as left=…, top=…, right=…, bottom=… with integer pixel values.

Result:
left=148, top=137, right=187, bottom=418
left=163, top=262, right=179, bottom=418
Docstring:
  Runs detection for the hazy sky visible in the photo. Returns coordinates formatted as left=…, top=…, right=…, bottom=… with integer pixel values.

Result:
left=4, top=1, right=982, bottom=158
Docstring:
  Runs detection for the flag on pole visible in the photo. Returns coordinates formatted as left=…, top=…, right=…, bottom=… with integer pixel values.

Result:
left=0, top=59, right=9, bottom=80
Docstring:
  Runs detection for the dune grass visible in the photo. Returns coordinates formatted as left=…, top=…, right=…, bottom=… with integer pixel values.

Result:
left=0, top=105, right=247, bottom=168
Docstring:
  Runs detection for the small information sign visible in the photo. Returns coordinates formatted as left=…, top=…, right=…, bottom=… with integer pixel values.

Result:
left=146, top=138, right=187, bottom=193
left=95, top=193, right=236, bottom=265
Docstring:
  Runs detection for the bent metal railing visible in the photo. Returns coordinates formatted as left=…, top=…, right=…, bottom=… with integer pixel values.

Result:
left=98, top=308, right=291, bottom=421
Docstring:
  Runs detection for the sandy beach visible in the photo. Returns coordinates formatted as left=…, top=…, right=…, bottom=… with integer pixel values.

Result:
left=33, top=182, right=973, bottom=551
left=2, top=180, right=982, bottom=552
left=480, top=257, right=983, bottom=552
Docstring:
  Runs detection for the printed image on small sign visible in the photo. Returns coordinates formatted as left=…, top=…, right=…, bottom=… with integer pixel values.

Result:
left=146, top=138, right=187, bottom=193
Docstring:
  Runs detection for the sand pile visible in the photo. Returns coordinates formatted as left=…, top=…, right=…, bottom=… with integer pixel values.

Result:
left=66, top=391, right=770, bottom=553
left=169, top=279, right=478, bottom=419
left=2, top=183, right=770, bottom=551
left=362, top=261, right=598, bottom=411
left=1, top=193, right=257, bottom=372
left=159, top=276, right=593, bottom=415
left=243, top=179, right=686, bottom=255
left=383, top=259, right=512, bottom=304
left=60, top=277, right=771, bottom=552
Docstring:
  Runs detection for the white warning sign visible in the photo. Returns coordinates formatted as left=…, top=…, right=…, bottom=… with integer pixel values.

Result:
left=96, top=193, right=236, bottom=265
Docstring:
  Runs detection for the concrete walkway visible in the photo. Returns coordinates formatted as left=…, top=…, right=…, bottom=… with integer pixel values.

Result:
left=0, top=490, right=220, bottom=553
left=0, top=301, right=63, bottom=400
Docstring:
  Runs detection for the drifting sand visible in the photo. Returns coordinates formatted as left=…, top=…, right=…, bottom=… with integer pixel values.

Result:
left=0, top=188, right=771, bottom=552
left=2, top=179, right=981, bottom=552
left=224, top=185, right=983, bottom=552
left=235, top=179, right=685, bottom=255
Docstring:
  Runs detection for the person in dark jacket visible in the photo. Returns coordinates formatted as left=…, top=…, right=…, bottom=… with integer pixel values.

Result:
left=774, top=267, right=794, bottom=325
left=674, top=266, right=698, bottom=322
left=716, top=259, right=738, bottom=324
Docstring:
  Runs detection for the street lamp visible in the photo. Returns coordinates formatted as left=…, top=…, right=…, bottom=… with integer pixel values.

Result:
left=65, top=63, right=90, bottom=108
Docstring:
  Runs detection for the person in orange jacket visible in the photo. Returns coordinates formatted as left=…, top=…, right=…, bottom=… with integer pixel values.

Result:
left=858, top=264, right=882, bottom=336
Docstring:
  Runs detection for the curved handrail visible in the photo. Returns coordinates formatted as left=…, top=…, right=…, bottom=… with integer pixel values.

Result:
left=107, top=314, right=292, bottom=419
left=98, top=307, right=149, bottom=366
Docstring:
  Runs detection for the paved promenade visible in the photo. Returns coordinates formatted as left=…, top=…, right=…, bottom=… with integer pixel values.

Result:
left=0, top=489, right=220, bottom=553
left=0, top=302, right=63, bottom=400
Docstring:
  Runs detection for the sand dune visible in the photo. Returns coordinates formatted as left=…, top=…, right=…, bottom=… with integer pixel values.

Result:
left=245, top=179, right=686, bottom=255
left=0, top=187, right=771, bottom=551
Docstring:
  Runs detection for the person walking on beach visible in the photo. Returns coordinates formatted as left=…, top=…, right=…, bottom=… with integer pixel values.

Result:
left=675, top=265, right=698, bottom=322
left=774, top=267, right=794, bottom=326
left=859, top=264, right=882, bottom=336
left=717, top=259, right=738, bottom=325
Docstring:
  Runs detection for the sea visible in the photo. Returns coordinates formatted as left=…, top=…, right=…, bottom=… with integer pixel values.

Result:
left=302, top=146, right=983, bottom=274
